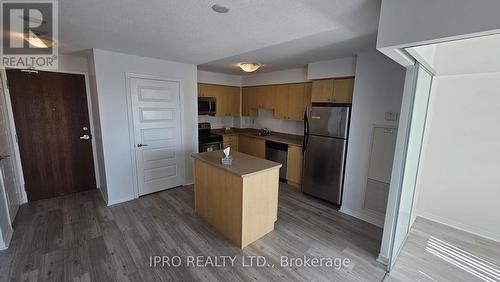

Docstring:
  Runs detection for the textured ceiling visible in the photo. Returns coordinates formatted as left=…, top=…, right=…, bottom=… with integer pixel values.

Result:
left=59, top=0, right=381, bottom=73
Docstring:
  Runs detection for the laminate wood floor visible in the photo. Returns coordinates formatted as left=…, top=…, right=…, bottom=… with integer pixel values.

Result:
left=0, top=184, right=386, bottom=281
left=386, top=217, right=500, bottom=282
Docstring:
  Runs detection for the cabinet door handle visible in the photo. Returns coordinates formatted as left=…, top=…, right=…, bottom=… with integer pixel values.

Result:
left=137, top=144, right=149, bottom=148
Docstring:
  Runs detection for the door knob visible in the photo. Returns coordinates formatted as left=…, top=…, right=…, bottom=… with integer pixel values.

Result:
left=79, top=134, right=90, bottom=140
left=137, top=144, right=149, bottom=148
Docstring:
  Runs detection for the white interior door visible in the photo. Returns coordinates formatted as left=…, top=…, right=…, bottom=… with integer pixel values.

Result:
left=0, top=82, right=20, bottom=223
left=129, top=77, right=185, bottom=196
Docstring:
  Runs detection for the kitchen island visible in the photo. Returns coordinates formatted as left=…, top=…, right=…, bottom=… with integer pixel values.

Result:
left=192, top=150, right=281, bottom=248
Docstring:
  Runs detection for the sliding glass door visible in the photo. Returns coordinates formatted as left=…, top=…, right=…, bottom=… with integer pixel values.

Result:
left=388, top=64, right=433, bottom=269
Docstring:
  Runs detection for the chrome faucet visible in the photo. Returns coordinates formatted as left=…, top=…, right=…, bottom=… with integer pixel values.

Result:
left=259, top=128, right=271, bottom=136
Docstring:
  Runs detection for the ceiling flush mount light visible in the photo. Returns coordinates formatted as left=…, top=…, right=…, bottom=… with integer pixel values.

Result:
left=211, top=4, right=229, bottom=13
left=238, top=62, right=261, bottom=73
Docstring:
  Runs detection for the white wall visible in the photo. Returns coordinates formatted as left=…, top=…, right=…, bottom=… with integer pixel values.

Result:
left=0, top=177, right=10, bottom=249
left=414, top=73, right=500, bottom=242
left=58, top=54, right=90, bottom=74
left=89, top=49, right=197, bottom=205
left=341, top=51, right=406, bottom=227
left=0, top=81, right=13, bottom=249
left=307, top=57, right=356, bottom=80
left=241, top=67, right=308, bottom=86
left=377, top=0, right=500, bottom=66
left=197, top=70, right=241, bottom=87
left=87, top=52, right=108, bottom=202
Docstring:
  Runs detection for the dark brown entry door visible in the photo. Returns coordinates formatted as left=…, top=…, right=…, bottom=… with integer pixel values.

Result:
left=7, top=69, right=96, bottom=201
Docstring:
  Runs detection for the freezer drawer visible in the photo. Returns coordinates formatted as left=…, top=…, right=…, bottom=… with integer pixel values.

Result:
left=302, top=135, right=347, bottom=205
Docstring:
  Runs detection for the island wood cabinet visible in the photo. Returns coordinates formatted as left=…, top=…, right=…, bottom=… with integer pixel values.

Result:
left=238, top=135, right=265, bottom=159
left=311, top=78, right=354, bottom=103
left=198, top=83, right=240, bottom=116
left=192, top=151, right=280, bottom=248
left=242, top=82, right=311, bottom=121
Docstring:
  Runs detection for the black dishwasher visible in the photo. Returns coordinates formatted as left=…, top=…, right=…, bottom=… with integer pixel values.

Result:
left=265, top=141, right=288, bottom=181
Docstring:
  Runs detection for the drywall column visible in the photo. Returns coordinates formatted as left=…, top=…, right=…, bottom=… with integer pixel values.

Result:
left=340, top=51, right=405, bottom=228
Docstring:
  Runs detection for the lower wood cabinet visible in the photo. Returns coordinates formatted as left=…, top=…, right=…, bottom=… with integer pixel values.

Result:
left=238, top=135, right=265, bottom=159
left=286, top=145, right=303, bottom=189
left=223, top=135, right=239, bottom=152
left=235, top=134, right=304, bottom=188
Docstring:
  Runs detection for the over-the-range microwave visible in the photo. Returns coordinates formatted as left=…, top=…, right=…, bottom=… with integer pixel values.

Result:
left=198, top=97, right=216, bottom=116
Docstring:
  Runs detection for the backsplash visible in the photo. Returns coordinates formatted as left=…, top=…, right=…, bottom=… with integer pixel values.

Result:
left=198, top=115, right=235, bottom=129
left=199, top=110, right=303, bottom=135
left=240, top=109, right=304, bottom=135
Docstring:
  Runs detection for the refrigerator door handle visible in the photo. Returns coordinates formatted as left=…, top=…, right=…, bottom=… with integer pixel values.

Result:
left=303, top=109, right=309, bottom=153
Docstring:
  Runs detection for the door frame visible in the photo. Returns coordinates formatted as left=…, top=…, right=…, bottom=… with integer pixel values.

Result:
left=0, top=68, right=101, bottom=203
left=125, top=72, right=185, bottom=199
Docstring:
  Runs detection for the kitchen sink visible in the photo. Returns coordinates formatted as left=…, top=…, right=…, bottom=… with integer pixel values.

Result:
left=253, top=132, right=271, bottom=137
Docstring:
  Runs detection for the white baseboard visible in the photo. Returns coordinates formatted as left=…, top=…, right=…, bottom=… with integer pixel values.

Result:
left=97, top=187, right=108, bottom=205
left=376, top=253, right=389, bottom=266
left=340, top=207, right=385, bottom=228
left=107, top=195, right=136, bottom=206
left=417, top=211, right=500, bottom=243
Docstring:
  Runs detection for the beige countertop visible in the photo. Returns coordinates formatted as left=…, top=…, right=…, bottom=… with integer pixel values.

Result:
left=192, top=150, right=282, bottom=178
left=212, top=128, right=303, bottom=147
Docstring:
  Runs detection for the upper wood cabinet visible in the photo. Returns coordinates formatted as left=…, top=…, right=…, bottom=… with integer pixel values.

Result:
left=198, top=83, right=218, bottom=97
left=241, top=82, right=311, bottom=121
left=311, top=78, right=354, bottom=103
left=287, top=83, right=312, bottom=121
left=311, top=79, right=334, bottom=102
left=272, top=84, right=289, bottom=120
left=333, top=78, right=355, bottom=103
left=198, top=83, right=240, bottom=116
left=242, top=87, right=257, bottom=117
left=248, top=85, right=275, bottom=109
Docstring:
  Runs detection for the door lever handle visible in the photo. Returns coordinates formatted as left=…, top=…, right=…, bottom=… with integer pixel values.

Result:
left=137, top=144, right=148, bottom=148
left=0, top=155, right=10, bottom=160
left=79, top=134, right=90, bottom=140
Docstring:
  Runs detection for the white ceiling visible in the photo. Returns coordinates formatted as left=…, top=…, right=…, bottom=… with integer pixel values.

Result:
left=408, top=33, right=500, bottom=75
left=59, top=0, right=381, bottom=73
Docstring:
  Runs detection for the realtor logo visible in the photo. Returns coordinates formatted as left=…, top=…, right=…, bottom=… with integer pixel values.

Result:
left=1, top=0, right=58, bottom=69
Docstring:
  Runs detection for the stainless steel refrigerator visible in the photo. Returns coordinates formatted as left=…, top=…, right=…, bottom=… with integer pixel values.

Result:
left=302, top=105, right=350, bottom=205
